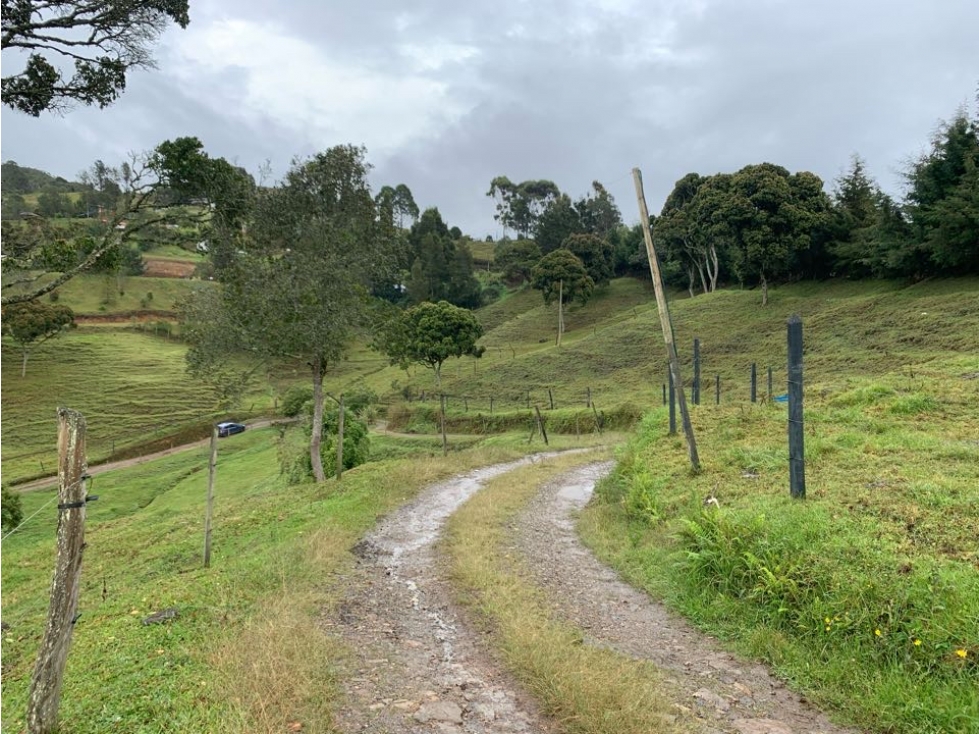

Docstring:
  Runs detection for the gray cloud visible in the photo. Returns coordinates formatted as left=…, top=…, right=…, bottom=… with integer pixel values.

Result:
left=2, top=0, right=976, bottom=235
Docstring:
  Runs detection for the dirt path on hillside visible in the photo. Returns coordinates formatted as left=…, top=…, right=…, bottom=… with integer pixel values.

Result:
left=11, top=419, right=281, bottom=492
left=327, top=460, right=859, bottom=734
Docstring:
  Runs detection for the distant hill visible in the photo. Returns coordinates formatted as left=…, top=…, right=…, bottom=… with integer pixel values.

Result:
left=1, top=160, right=86, bottom=195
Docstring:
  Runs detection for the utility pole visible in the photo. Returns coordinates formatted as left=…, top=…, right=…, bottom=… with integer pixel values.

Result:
left=633, top=168, right=700, bottom=471
left=27, top=408, right=89, bottom=734
left=336, top=393, right=345, bottom=481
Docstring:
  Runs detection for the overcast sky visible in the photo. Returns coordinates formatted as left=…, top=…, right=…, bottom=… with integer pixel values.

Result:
left=2, top=0, right=976, bottom=236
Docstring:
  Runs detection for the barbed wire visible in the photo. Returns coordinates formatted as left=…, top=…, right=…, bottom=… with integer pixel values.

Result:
left=1, top=494, right=58, bottom=543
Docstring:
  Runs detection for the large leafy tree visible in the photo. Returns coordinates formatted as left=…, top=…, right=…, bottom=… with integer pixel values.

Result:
left=487, top=176, right=560, bottom=238
left=1, top=300, right=74, bottom=376
left=576, top=181, right=622, bottom=239
left=495, top=238, right=541, bottom=283
left=531, top=248, right=594, bottom=345
left=185, top=145, right=397, bottom=483
left=375, top=300, right=484, bottom=388
left=405, top=208, right=481, bottom=308
left=562, top=232, right=614, bottom=287
left=534, top=193, right=583, bottom=253
left=2, top=0, right=190, bottom=115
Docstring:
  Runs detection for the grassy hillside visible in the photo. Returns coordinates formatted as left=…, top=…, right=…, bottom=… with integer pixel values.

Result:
left=9, top=273, right=206, bottom=317
left=0, top=329, right=274, bottom=483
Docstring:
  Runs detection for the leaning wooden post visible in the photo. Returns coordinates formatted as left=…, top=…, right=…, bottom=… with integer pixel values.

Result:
left=548, top=388, right=555, bottom=410
left=203, top=426, right=217, bottom=568
left=336, top=393, right=345, bottom=481
left=534, top=406, right=549, bottom=446
left=787, top=315, right=806, bottom=498
left=668, top=365, right=677, bottom=436
left=634, top=168, right=699, bottom=470
left=27, top=408, right=88, bottom=734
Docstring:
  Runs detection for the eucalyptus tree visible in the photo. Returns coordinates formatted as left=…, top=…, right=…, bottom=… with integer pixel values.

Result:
left=218, top=145, right=398, bottom=482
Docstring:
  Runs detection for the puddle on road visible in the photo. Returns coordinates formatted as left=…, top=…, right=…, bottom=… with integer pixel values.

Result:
left=365, top=452, right=587, bottom=565
left=555, top=462, right=614, bottom=505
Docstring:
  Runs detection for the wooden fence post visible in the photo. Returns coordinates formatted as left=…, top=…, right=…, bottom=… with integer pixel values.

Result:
left=439, top=393, right=448, bottom=456
left=751, top=363, right=758, bottom=403
left=548, top=388, right=554, bottom=410
left=27, top=408, right=88, bottom=734
left=693, top=338, right=701, bottom=405
left=715, top=374, right=721, bottom=405
left=668, top=365, right=676, bottom=435
left=203, top=426, right=217, bottom=568
left=534, top=406, right=549, bottom=445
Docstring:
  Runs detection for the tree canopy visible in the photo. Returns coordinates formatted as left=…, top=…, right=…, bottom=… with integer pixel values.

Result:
left=375, top=300, right=484, bottom=387
left=2, top=300, right=74, bottom=376
left=531, top=249, right=594, bottom=307
left=2, top=0, right=190, bottom=115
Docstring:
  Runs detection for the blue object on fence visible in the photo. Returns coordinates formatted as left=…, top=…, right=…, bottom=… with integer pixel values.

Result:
left=774, top=393, right=789, bottom=403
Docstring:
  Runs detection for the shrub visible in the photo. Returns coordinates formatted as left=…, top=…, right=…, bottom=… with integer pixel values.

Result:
left=1, top=485, right=24, bottom=534
left=281, top=385, right=313, bottom=417
left=278, top=409, right=370, bottom=484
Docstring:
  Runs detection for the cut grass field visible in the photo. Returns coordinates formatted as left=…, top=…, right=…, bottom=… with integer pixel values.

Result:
left=0, top=428, right=596, bottom=733
left=0, top=329, right=274, bottom=483
left=19, top=272, right=207, bottom=316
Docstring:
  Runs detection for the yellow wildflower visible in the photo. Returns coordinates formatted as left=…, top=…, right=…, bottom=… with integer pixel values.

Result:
left=913, top=639, right=922, bottom=647
left=874, top=629, right=881, bottom=637
left=955, top=649, right=968, bottom=659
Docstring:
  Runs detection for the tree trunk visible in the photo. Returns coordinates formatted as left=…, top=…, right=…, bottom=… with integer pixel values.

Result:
left=697, top=263, right=708, bottom=294
left=707, top=244, right=719, bottom=292
left=687, top=266, right=695, bottom=298
left=22, top=349, right=29, bottom=378
left=556, top=279, right=564, bottom=346
left=434, top=364, right=442, bottom=388
left=761, top=274, right=769, bottom=306
left=310, top=358, right=326, bottom=483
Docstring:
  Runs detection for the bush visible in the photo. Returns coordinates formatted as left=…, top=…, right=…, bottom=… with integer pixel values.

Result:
left=281, top=385, right=313, bottom=417
left=278, top=409, right=371, bottom=484
left=1, top=485, right=24, bottom=534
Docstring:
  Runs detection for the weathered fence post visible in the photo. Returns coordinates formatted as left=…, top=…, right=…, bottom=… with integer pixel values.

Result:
left=693, top=338, right=701, bottom=405
left=586, top=386, right=591, bottom=408
left=204, top=426, right=217, bottom=568
left=548, top=388, right=554, bottom=410
left=534, top=406, right=549, bottom=445
left=662, top=383, right=666, bottom=406
left=767, top=366, right=773, bottom=400
left=464, top=396, right=469, bottom=412
left=716, top=374, right=721, bottom=405
left=27, top=408, right=88, bottom=734
left=490, top=397, right=494, bottom=414
left=336, top=393, right=345, bottom=481
left=750, top=363, right=757, bottom=403
left=787, top=315, right=806, bottom=498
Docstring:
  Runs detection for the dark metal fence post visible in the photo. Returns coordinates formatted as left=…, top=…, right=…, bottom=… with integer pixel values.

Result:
left=787, top=315, right=805, bottom=499
left=767, top=366, right=773, bottom=400
left=548, top=388, right=554, bottom=410
left=750, top=363, right=757, bottom=403
left=668, top=366, right=677, bottom=435
left=693, top=338, right=701, bottom=405
left=662, top=384, right=666, bottom=406
left=715, top=374, right=720, bottom=405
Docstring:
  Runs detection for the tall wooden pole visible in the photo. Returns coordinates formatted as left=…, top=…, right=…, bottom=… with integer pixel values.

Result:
left=633, top=168, right=700, bottom=471
left=557, top=279, right=564, bottom=346
left=27, top=408, right=88, bottom=734
left=787, top=315, right=806, bottom=498
left=203, top=426, right=217, bottom=568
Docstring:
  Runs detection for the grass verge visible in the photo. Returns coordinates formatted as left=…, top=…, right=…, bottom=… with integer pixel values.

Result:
left=442, top=452, right=686, bottom=734
left=579, top=369, right=979, bottom=734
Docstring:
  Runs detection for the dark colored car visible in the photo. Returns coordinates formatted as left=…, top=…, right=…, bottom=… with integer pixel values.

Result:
left=216, top=421, right=246, bottom=438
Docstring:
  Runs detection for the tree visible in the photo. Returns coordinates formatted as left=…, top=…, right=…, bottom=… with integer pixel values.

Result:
left=2, top=300, right=74, bottom=376
left=185, top=145, right=396, bottom=483
left=905, top=110, right=979, bottom=274
left=375, top=300, right=484, bottom=388
left=828, top=155, right=883, bottom=278
left=562, top=232, right=614, bottom=287
left=2, top=136, right=251, bottom=305
left=1, top=484, right=23, bottom=534
left=2, top=0, right=190, bottom=115
left=495, top=238, right=541, bottom=283
left=406, top=208, right=481, bottom=308
left=576, top=181, right=622, bottom=239
left=534, top=193, right=583, bottom=253
left=531, top=249, right=594, bottom=345
left=487, top=176, right=560, bottom=238
left=394, top=184, right=420, bottom=227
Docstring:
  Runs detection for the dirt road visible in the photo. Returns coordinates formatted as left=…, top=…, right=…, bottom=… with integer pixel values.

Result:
left=327, top=459, right=856, bottom=733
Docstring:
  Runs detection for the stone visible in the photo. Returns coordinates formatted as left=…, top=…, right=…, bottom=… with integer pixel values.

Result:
left=732, top=718, right=794, bottom=734
left=141, top=607, right=179, bottom=625
left=413, top=700, right=464, bottom=724
left=693, top=688, right=731, bottom=712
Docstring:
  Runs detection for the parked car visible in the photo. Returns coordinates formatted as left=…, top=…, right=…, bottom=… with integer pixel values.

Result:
left=216, top=421, right=246, bottom=438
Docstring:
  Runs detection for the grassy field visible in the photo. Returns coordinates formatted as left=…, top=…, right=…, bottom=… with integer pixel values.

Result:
left=0, top=428, right=596, bottom=733
left=15, top=272, right=206, bottom=316
left=0, top=328, right=275, bottom=483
